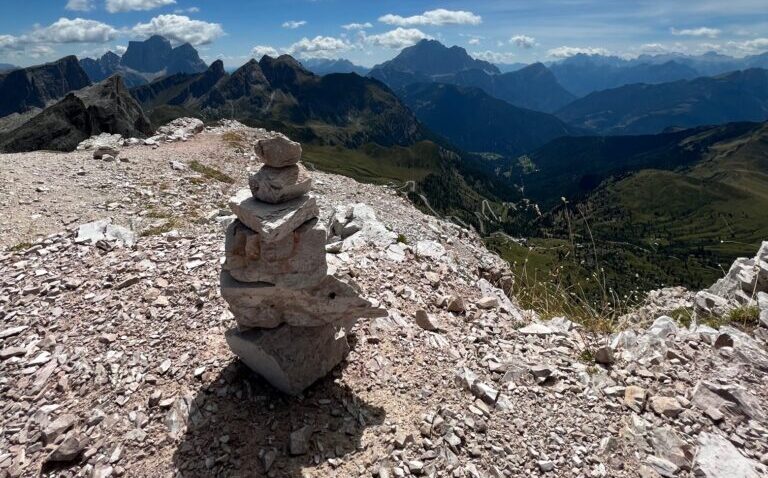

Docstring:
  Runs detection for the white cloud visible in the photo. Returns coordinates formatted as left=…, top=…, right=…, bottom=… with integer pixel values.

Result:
left=547, top=46, right=609, bottom=58
left=0, top=35, right=54, bottom=58
left=251, top=44, right=279, bottom=58
left=727, top=37, right=768, bottom=52
left=282, top=20, right=307, bottom=29
left=65, top=0, right=95, bottom=11
left=114, top=44, right=128, bottom=55
left=287, top=36, right=350, bottom=58
left=510, top=35, right=536, bottom=49
left=131, top=14, right=224, bottom=45
left=468, top=38, right=480, bottom=45
left=365, top=27, right=431, bottom=49
left=342, top=22, right=372, bottom=31
left=472, top=50, right=516, bottom=64
left=671, top=27, right=721, bottom=38
left=379, top=9, right=481, bottom=27
left=35, top=17, right=118, bottom=43
left=639, top=43, right=670, bottom=54
left=173, top=7, right=199, bottom=14
left=106, top=0, right=176, bottom=13
left=0, top=35, right=21, bottom=51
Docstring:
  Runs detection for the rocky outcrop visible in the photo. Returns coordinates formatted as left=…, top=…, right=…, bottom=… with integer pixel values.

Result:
left=139, top=117, right=205, bottom=146
left=220, top=134, right=386, bottom=394
left=0, top=76, right=151, bottom=153
left=0, top=56, right=91, bottom=118
left=695, top=241, right=768, bottom=318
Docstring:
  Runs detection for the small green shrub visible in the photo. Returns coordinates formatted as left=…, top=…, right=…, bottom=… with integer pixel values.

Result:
left=727, top=306, right=760, bottom=328
left=9, top=241, right=32, bottom=252
left=141, top=219, right=182, bottom=237
left=668, top=307, right=694, bottom=328
left=397, top=233, right=409, bottom=244
left=579, top=349, right=595, bottom=364
left=189, top=160, right=234, bottom=184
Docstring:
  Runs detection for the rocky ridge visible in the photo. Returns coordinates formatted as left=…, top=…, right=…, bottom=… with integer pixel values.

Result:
left=0, top=123, right=766, bottom=477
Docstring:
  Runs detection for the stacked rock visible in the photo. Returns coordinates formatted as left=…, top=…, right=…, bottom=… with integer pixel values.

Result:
left=221, top=133, right=386, bottom=395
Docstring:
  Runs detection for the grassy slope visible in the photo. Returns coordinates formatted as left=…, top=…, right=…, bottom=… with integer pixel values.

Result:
left=484, top=122, right=768, bottom=304
left=558, top=123, right=768, bottom=291
left=302, top=141, right=442, bottom=184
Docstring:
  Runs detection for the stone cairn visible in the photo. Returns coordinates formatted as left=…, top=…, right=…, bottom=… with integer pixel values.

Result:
left=220, top=133, right=386, bottom=395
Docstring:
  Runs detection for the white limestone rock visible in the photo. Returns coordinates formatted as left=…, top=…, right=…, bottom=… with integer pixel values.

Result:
left=74, top=219, right=136, bottom=247
left=415, top=240, right=446, bottom=260
left=156, top=117, right=204, bottom=141
left=76, top=132, right=123, bottom=151
left=693, top=432, right=761, bottom=478
left=329, top=203, right=397, bottom=251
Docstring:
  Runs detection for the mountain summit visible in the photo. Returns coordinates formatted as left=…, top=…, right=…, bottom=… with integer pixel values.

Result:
left=120, top=35, right=207, bottom=75
left=0, top=56, right=91, bottom=118
left=368, top=40, right=573, bottom=112
left=372, top=39, right=499, bottom=78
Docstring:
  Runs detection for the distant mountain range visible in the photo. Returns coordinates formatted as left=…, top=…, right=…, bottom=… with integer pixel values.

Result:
left=548, top=51, right=768, bottom=96
left=369, top=40, right=574, bottom=113
left=0, top=63, right=17, bottom=73
left=131, top=55, right=426, bottom=148
left=0, top=56, right=90, bottom=118
left=79, top=35, right=208, bottom=87
left=301, top=58, right=370, bottom=76
left=557, top=68, right=768, bottom=135
left=400, top=82, right=575, bottom=157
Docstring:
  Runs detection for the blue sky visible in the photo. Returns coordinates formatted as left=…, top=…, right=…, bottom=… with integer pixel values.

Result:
left=1, top=0, right=767, bottom=67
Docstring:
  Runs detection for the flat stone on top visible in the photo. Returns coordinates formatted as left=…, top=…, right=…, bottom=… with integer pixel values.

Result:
left=229, top=189, right=319, bottom=242
left=255, top=134, right=302, bottom=168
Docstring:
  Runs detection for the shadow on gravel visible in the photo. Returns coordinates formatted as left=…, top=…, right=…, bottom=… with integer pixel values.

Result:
left=172, top=357, right=385, bottom=477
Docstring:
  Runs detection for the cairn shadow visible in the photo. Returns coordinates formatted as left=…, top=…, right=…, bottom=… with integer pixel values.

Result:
left=172, top=356, right=385, bottom=477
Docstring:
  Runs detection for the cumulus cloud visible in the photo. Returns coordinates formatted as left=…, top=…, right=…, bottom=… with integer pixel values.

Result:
left=106, top=0, right=176, bottom=13
left=0, top=35, right=21, bottom=51
left=65, top=0, right=95, bottom=11
left=472, top=50, right=516, bottom=64
left=251, top=44, right=279, bottom=58
left=379, top=9, right=481, bottom=27
left=287, top=36, right=350, bottom=58
left=671, top=27, right=720, bottom=38
left=35, top=17, right=118, bottom=43
left=365, top=28, right=431, bottom=49
left=547, top=46, right=609, bottom=58
left=131, top=14, right=224, bottom=45
left=0, top=35, right=54, bottom=58
left=342, top=22, right=372, bottom=31
left=468, top=38, right=480, bottom=45
left=727, top=37, right=768, bottom=52
left=282, top=20, right=307, bottom=29
left=510, top=35, right=536, bottom=49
